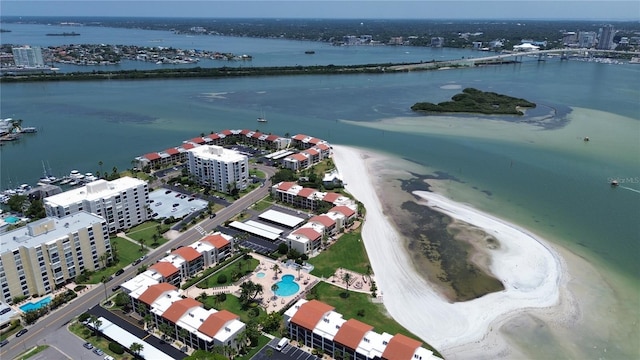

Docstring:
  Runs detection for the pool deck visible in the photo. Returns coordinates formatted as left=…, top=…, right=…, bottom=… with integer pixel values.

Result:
left=185, top=253, right=320, bottom=313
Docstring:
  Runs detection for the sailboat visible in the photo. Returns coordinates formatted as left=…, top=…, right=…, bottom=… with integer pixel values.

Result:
left=257, top=110, right=267, bottom=123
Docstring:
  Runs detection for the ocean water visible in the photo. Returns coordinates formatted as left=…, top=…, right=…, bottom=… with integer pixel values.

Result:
left=1, top=24, right=639, bottom=357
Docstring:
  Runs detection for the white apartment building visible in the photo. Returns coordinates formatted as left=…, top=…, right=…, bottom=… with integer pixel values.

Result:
left=187, top=145, right=249, bottom=194
left=11, top=46, right=44, bottom=67
left=43, top=177, right=149, bottom=234
left=0, top=212, right=110, bottom=303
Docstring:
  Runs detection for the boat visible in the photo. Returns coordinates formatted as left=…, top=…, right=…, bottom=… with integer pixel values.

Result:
left=257, top=110, right=267, bottom=123
left=630, top=57, right=640, bottom=64
left=611, top=180, right=619, bottom=187
left=305, top=50, right=315, bottom=54
left=59, top=178, right=71, bottom=185
left=20, top=127, right=37, bottom=133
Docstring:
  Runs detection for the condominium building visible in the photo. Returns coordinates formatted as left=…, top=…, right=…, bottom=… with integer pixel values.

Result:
left=11, top=46, right=45, bottom=67
left=598, top=24, right=616, bottom=50
left=578, top=31, right=598, bottom=48
left=187, top=145, right=249, bottom=194
left=0, top=212, right=110, bottom=303
left=122, top=280, right=245, bottom=352
left=284, top=299, right=441, bottom=360
left=43, top=177, right=149, bottom=234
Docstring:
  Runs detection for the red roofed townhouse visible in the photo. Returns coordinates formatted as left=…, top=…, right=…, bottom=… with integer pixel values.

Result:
left=283, top=152, right=310, bottom=172
left=198, top=310, right=244, bottom=351
left=329, top=205, right=358, bottom=228
left=198, top=233, right=233, bottom=265
left=133, top=282, right=178, bottom=316
left=181, top=142, right=196, bottom=151
left=190, top=137, right=207, bottom=145
left=291, top=134, right=327, bottom=150
left=303, top=147, right=321, bottom=165
left=205, top=133, right=225, bottom=146
left=148, top=262, right=181, bottom=287
left=308, top=215, right=337, bottom=236
left=284, top=299, right=441, bottom=360
left=171, top=246, right=205, bottom=278
left=295, top=187, right=317, bottom=208
left=287, top=226, right=323, bottom=254
left=161, top=297, right=203, bottom=324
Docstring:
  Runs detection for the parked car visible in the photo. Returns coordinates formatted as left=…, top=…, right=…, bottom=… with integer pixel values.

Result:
left=172, top=203, right=179, bottom=207
left=15, top=329, right=28, bottom=337
left=104, top=356, right=115, bottom=360
left=83, top=342, right=94, bottom=349
left=0, top=308, right=11, bottom=315
left=111, top=285, right=120, bottom=292
left=93, top=348, right=105, bottom=356
left=115, top=269, right=124, bottom=276
left=164, top=190, right=172, bottom=194
left=0, top=340, right=9, bottom=347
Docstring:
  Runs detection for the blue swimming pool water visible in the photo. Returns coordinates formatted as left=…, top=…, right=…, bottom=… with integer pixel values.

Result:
left=4, top=216, right=19, bottom=224
left=256, top=272, right=266, bottom=278
left=19, top=296, right=51, bottom=312
left=274, top=274, right=299, bottom=297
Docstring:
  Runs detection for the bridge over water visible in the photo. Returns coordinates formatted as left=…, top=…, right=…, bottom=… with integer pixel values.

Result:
left=390, top=48, right=640, bottom=71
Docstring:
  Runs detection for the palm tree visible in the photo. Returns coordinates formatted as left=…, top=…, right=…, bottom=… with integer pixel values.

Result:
left=144, top=314, right=153, bottom=330
left=137, top=302, right=147, bottom=316
left=130, top=342, right=143, bottom=357
left=98, top=161, right=103, bottom=178
left=138, top=237, right=146, bottom=252
left=159, top=322, right=171, bottom=340
left=178, top=328, right=189, bottom=346
left=88, top=315, right=102, bottom=337
left=98, top=253, right=109, bottom=268
left=271, top=283, right=279, bottom=300
left=271, top=264, right=280, bottom=279
left=342, top=272, right=352, bottom=296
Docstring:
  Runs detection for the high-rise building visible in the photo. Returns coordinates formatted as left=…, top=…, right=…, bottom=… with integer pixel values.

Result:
left=578, top=31, right=598, bottom=48
left=187, top=145, right=248, bottom=194
left=598, top=24, right=616, bottom=50
left=44, top=177, right=149, bottom=233
left=0, top=212, right=110, bottom=303
left=11, top=46, right=45, bottom=67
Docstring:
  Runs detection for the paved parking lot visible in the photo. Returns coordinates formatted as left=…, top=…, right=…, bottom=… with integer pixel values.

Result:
left=149, top=188, right=208, bottom=219
left=217, top=226, right=282, bottom=254
left=250, top=338, right=319, bottom=360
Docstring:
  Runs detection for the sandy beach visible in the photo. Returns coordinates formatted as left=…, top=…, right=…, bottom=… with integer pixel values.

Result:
left=331, top=144, right=577, bottom=358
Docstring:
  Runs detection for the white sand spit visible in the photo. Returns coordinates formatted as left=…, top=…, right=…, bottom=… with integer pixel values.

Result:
left=331, top=144, right=570, bottom=357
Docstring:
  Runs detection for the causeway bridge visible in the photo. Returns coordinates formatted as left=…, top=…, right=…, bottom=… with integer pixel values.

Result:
left=390, top=48, right=640, bottom=71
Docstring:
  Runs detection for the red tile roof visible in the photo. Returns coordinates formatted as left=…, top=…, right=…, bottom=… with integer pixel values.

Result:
left=292, top=227, right=321, bottom=241
left=330, top=205, right=356, bottom=218
left=316, top=143, right=330, bottom=151
left=308, top=137, right=321, bottom=144
left=162, top=298, right=202, bottom=323
left=382, top=334, right=422, bottom=360
left=150, top=262, right=179, bottom=278
left=309, top=215, right=335, bottom=228
left=277, top=182, right=297, bottom=191
left=240, top=129, right=251, bottom=135
left=266, top=135, right=279, bottom=141
left=322, top=193, right=341, bottom=203
left=291, top=300, right=334, bottom=331
left=202, top=234, right=231, bottom=249
left=297, top=188, right=316, bottom=198
left=292, top=134, right=307, bottom=141
left=165, top=148, right=180, bottom=155
left=334, top=319, right=374, bottom=350
left=190, top=137, right=206, bottom=144
left=291, top=153, right=308, bottom=162
left=220, top=129, right=232, bottom=135
left=144, top=153, right=161, bottom=161
left=172, top=247, right=202, bottom=262
left=251, top=132, right=263, bottom=138
left=138, top=283, right=177, bottom=305
left=207, top=133, right=220, bottom=140
left=198, top=310, right=240, bottom=338
left=305, top=148, right=319, bottom=156
left=181, top=143, right=196, bottom=150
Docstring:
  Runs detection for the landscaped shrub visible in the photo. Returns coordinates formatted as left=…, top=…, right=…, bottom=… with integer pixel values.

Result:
left=78, top=312, right=90, bottom=322
left=217, top=274, right=227, bottom=284
left=74, top=285, right=87, bottom=292
left=109, top=342, right=125, bottom=354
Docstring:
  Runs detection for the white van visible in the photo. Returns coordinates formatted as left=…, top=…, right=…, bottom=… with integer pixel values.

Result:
left=275, top=337, right=288, bottom=351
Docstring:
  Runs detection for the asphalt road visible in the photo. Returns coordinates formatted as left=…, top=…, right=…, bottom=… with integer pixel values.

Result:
left=0, top=164, right=276, bottom=360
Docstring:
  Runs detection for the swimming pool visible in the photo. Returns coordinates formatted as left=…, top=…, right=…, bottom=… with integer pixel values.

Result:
left=274, top=274, right=300, bottom=297
left=4, top=216, right=19, bottom=224
left=19, top=296, right=52, bottom=312
left=256, top=272, right=266, bottom=278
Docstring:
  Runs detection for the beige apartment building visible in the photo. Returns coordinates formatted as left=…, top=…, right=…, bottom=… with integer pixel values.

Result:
left=0, top=212, right=110, bottom=304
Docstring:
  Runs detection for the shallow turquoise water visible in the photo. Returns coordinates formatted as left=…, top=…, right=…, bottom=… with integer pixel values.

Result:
left=19, top=296, right=51, bottom=312
left=275, top=274, right=300, bottom=297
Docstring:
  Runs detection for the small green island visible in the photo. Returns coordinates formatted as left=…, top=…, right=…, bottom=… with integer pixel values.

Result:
left=411, top=87, right=536, bottom=115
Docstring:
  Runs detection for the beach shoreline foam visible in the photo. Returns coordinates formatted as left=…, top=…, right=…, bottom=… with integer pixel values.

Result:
left=331, top=144, right=577, bottom=358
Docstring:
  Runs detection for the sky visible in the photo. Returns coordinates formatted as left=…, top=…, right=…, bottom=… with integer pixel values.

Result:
left=1, top=1, right=639, bottom=21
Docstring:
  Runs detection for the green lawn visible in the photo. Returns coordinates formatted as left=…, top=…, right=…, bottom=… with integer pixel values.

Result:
left=236, top=335, right=271, bottom=360
left=197, top=258, right=259, bottom=288
left=15, top=345, right=49, bottom=360
left=87, top=237, right=146, bottom=284
left=125, top=220, right=170, bottom=247
left=200, top=294, right=266, bottom=324
left=0, top=321, right=23, bottom=341
left=309, top=231, right=370, bottom=278
left=310, top=282, right=442, bottom=357
left=249, top=168, right=266, bottom=179
left=251, top=197, right=273, bottom=212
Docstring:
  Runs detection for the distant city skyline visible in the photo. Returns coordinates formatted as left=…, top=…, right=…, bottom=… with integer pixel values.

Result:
left=1, top=1, right=639, bottom=21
